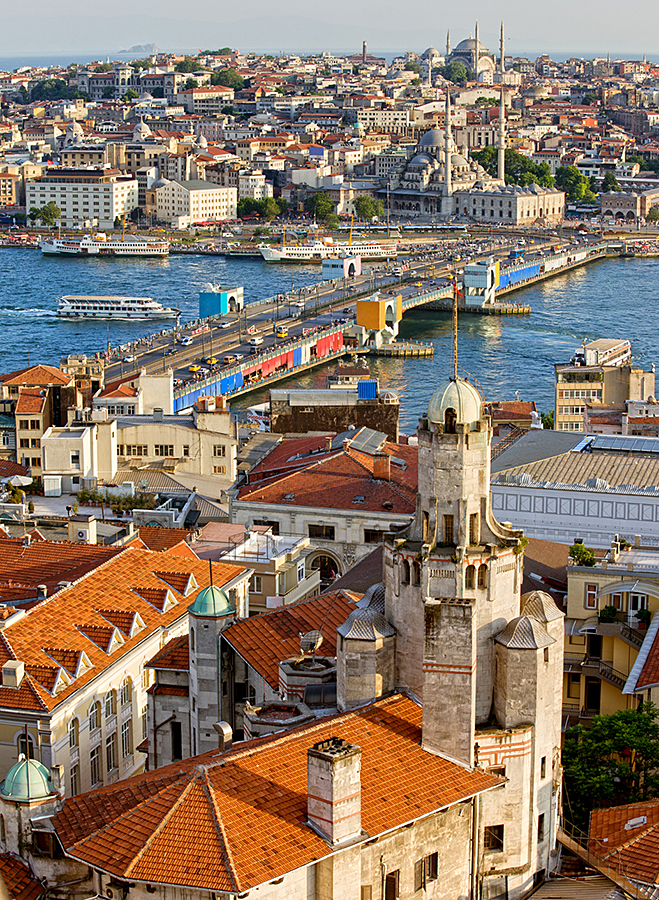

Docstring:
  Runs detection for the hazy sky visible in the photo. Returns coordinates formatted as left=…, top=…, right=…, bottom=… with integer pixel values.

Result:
left=2, top=0, right=658, bottom=58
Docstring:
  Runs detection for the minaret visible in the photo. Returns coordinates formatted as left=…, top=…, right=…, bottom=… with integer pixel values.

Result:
left=498, top=86, right=506, bottom=182
left=446, top=30, right=451, bottom=57
left=474, top=20, right=480, bottom=82
left=442, top=86, right=453, bottom=216
left=500, top=20, right=505, bottom=74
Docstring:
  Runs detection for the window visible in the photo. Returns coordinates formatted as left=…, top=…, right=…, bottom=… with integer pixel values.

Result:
left=297, top=563, right=305, bottom=582
left=412, top=561, right=421, bottom=586
left=567, top=673, right=581, bottom=699
left=538, top=813, right=546, bottom=842
left=465, top=565, right=476, bottom=589
left=121, top=720, right=132, bottom=759
left=414, top=853, right=438, bottom=891
left=32, top=457, right=41, bottom=468
left=19, top=439, right=29, bottom=448
left=364, top=529, right=385, bottom=544
left=30, top=420, right=40, bottom=430
left=308, top=523, right=335, bottom=540
left=18, top=733, right=34, bottom=759
left=484, top=825, right=504, bottom=851
left=105, top=689, right=117, bottom=718
left=183, top=444, right=190, bottom=456
left=30, top=439, right=40, bottom=448
left=70, top=451, right=80, bottom=469
left=402, top=560, right=410, bottom=585
left=361, top=889, right=372, bottom=900
left=120, top=677, right=132, bottom=707
left=154, top=444, right=174, bottom=457
left=141, top=706, right=148, bottom=740
left=488, top=765, right=506, bottom=777
left=68, top=718, right=79, bottom=749
left=443, top=515, right=454, bottom=545
left=384, top=870, right=399, bottom=900
left=106, top=733, right=117, bottom=771
left=213, top=444, right=226, bottom=457
left=541, top=756, right=547, bottom=779
left=213, top=465, right=226, bottom=474
left=254, top=518, right=280, bottom=535
left=90, top=747, right=101, bottom=786
left=469, top=513, right=479, bottom=545
left=171, top=720, right=182, bottom=761
left=611, top=592, right=623, bottom=610
left=478, top=564, right=488, bottom=589
left=18, top=420, right=28, bottom=430
left=585, top=583, right=598, bottom=609
left=251, top=575, right=263, bottom=594
left=124, top=444, right=147, bottom=456
left=89, top=701, right=101, bottom=732
left=70, top=764, right=79, bottom=796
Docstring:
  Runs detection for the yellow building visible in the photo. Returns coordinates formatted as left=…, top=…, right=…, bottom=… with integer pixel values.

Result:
left=563, top=536, right=659, bottom=724
left=355, top=291, right=402, bottom=346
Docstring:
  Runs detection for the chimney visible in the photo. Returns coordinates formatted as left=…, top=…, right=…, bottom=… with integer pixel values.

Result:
left=37, top=584, right=47, bottom=600
left=2, top=660, right=24, bottom=688
left=373, top=451, right=390, bottom=481
left=307, top=737, right=361, bottom=845
left=362, top=41, right=367, bottom=64
left=326, top=435, right=333, bottom=451
left=153, top=407, right=164, bottom=422
left=213, top=721, right=232, bottom=751
left=50, top=764, right=65, bottom=797
left=22, top=534, right=31, bottom=548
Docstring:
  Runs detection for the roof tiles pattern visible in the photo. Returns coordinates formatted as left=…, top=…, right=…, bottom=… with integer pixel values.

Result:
left=54, top=695, right=501, bottom=892
left=146, top=635, right=189, bottom=671
left=1, top=365, right=71, bottom=387
left=590, top=801, right=659, bottom=884
left=0, top=852, right=44, bottom=900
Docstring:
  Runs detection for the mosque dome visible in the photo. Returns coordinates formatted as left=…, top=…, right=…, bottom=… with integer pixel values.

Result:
left=451, top=153, right=469, bottom=168
left=1, top=756, right=56, bottom=801
left=197, top=133, right=208, bottom=148
left=140, top=91, right=154, bottom=100
left=133, top=120, right=152, bottom=141
left=454, top=37, right=488, bottom=53
left=187, top=585, right=233, bottom=618
left=427, top=378, right=482, bottom=427
left=421, top=47, right=440, bottom=59
left=409, top=153, right=433, bottom=167
left=419, top=128, right=445, bottom=148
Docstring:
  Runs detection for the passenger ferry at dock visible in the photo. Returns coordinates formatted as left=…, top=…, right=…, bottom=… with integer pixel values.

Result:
left=57, top=295, right=179, bottom=320
left=40, top=233, right=170, bottom=257
left=260, top=239, right=397, bottom=263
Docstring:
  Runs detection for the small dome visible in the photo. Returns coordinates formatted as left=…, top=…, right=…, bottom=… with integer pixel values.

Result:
left=409, top=153, right=433, bottom=167
left=197, top=133, right=208, bottom=148
left=187, top=585, right=233, bottom=618
left=427, top=378, right=482, bottom=427
left=1, top=756, right=56, bottom=801
left=419, top=128, right=444, bottom=148
left=494, top=616, right=555, bottom=650
left=338, top=605, right=394, bottom=641
left=200, top=282, right=216, bottom=292
left=421, top=47, right=440, bottom=59
left=133, top=120, right=152, bottom=141
left=451, top=153, right=469, bottom=167
left=522, top=591, right=563, bottom=623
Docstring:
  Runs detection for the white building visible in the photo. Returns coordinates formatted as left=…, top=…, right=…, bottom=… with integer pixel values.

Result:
left=237, top=169, right=273, bottom=200
left=155, top=178, right=237, bottom=226
left=25, top=167, right=138, bottom=229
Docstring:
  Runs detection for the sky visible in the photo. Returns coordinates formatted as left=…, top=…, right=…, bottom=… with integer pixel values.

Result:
left=1, top=0, right=658, bottom=59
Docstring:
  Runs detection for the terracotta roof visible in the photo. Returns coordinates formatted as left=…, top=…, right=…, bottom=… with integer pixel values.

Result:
left=137, top=527, right=195, bottom=552
left=0, top=549, right=247, bottom=712
left=589, top=800, right=659, bottom=884
left=0, top=460, right=29, bottom=479
left=223, top=590, right=359, bottom=690
left=146, top=635, right=189, bottom=670
left=97, top=381, right=138, bottom=399
left=0, top=853, right=44, bottom=900
left=635, top=626, right=659, bottom=690
left=238, top=450, right=416, bottom=514
left=53, top=694, right=501, bottom=893
left=1, top=365, right=71, bottom=387
left=0, top=534, right=125, bottom=603
left=14, top=388, right=46, bottom=415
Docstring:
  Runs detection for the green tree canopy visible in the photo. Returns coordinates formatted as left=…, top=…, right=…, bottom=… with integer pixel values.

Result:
left=31, top=79, right=87, bottom=102
left=554, top=165, right=598, bottom=204
left=404, top=62, right=422, bottom=74
left=102, top=86, right=115, bottom=99
left=203, top=48, right=232, bottom=55
left=470, top=147, right=554, bottom=188
left=563, top=703, right=659, bottom=832
left=568, top=541, right=595, bottom=566
left=185, top=77, right=199, bottom=90
left=94, top=62, right=113, bottom=73
left=583, top=92, right=598, bottom=105
left=438, top=62, right=469, bottom=84
left=37, top=202, right=61, bottom=226
left=647, top=207, right=659, bottom=222
left=353, top=196, right=385, bottom=220
left=601, top=171, right=622, bottom=193
left=210, top=69, right=245, bottom=90
left=122, top=89, right=139, bottom=101
left=237, top=196, right=288, bottom=219
left=175, top=56, right=201, bottom=73
left=540, top=410, right=554, bottom=429
left=305, top=191, right=336, bottom=222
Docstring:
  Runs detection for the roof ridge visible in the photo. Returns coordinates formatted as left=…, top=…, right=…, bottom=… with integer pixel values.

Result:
left=200, top=768, right=241, bottom=894
left=600, top=820, right=659, bottom=861
left=228, top=588, right=352, bottom=624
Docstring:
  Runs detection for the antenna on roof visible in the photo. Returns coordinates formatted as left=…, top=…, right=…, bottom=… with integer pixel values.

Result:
left=209, top=556, right=213, bottom=589
left=300, top=630, right=323, bottom=663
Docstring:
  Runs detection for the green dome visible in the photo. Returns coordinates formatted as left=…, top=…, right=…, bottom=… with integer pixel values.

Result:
left=1, top=756, right=56, bottom=801
left=428, top=377, right=482, bottom=427
left=187, top=585, right=233, bottom=618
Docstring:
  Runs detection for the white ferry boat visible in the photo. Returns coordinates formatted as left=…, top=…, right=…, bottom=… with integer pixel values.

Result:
left=57, top=295, right=179, bottom=320
left=40, top=233, right=169, bottom=257
left=260, top=239, right=397, bottom=263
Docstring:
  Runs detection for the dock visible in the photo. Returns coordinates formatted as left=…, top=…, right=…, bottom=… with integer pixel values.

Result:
left=367, top=342, right=434, bottom=357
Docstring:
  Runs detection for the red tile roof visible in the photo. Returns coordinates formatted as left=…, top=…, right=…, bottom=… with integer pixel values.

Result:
left=635, top=626, right=659, bottom=690
left=589, top=800, right=659, bottom=883
left=14, top=388, right=47, bottom=415
left=1, top=365, right=71, bottom=387
left=137, top=527, right=195, bottom=552
left=97, top=381, right=138, bottom=399
left=0, top=853, right=44, bottom=900
left=0, top=549, right=247, bottom=712
left=53, top=694, right=501, bottom=892
left=223, top=590, right=360, bottom=690
left=0, top=460, right=29, bottom=479
left=146, top=635, right=189, bottom=671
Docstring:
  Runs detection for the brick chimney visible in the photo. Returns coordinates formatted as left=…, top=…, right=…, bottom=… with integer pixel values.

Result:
left=307, top=737, right=361, bottom=844
left=373, top=451, right=390, bottom=481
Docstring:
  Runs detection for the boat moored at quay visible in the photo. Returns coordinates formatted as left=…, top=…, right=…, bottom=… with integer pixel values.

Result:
left=260, top=239, right=398, bottom=263
left=40, top=233, right=170, bottom=257
left=57, top=295, right=179, bottom=320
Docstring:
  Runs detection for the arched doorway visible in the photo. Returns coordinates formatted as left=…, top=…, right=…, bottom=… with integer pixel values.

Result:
left=309, top=552, right=341, bottom=587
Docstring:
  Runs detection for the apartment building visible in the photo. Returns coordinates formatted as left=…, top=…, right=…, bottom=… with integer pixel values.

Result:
left=0, top=172, right=19, bottom=206
left=25, top=168, right=138, bottom=229
left=554, top=339, right=654, bottom=432
left=176, top=85, right=234, bottom=115
left=154, top=179, right=237, bottom=225
left=237, top=169, right=272, bottom=200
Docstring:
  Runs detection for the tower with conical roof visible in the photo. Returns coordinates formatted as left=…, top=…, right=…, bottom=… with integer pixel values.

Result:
left=500, top=20, right=505, bottom=73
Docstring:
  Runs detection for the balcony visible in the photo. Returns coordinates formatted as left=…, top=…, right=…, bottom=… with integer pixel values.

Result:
left=578, top=616, right=645, bottom=648
left=564, top=654, right=627, bottom=690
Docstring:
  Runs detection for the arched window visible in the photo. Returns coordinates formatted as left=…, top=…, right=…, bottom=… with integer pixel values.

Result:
left=190, top=627, right=195, bottom=652
left=68, top=718, right=79, bottom=749
left=104, top=689, right=117, bottom=718
left=478, top=564, right=488, bottom=589
left=402, top=560, right=410, bottom=585
left=444, top=407, right=457, bottom=434
left=89, top=701, right=101, bottom=732
left=465, top=565, right=476, bottom=590
left=469, top=513, right=480, bottom=546
left=17, top=734, right=34, bottom=760
left=0, top=814, right=5, bottom=844
left=412, top=562, right=421, bottom=586
left=120, top=677, right=132, bottom=707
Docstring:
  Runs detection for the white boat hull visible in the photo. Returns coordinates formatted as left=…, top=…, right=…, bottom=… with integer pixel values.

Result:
left=260, top=242, right=397, bottom=263
left=40, top=236, right=169, bottom=257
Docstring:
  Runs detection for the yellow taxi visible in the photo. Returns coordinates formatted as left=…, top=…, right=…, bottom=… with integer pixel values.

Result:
left=205, top=357, right=218, bottom=366
left=188, top=364, right=201, bottom=373
left=276, top=326, right=289, bottom=339
left=414, top=281, right=423, bottom=287
left=223, top=354, right=237, bottom=365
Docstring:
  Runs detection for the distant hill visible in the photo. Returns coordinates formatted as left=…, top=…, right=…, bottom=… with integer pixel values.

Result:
left=119, top=43, right=159, bottom=55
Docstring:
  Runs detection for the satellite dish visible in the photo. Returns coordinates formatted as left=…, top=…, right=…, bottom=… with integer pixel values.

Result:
left=138, top=479, right=149, bottom=490
left=300, top=630, right=323, bottom=656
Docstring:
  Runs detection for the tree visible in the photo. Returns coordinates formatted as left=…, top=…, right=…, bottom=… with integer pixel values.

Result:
left=102, top=86, right=116, bottom=99
left=28, top=207, right=40, bottom=222
left=647, top=207, right=659, bottom=222
left=601, top=171, right=622, bottom=193
left=404, top=62, right=422, bottom=74
left=37, top=202, right=61, bottom=226
left=203, top=47, right=232, bottom=55
left=95, top=62, right=113, bottom=73
left=583, top=92, right=598, bottom=105
left=152, top=87, right=164, bottom=99
left=563, top=703, right=659, bottom=832
left=122, top=89, right=138, bottom=101
left=471, top=147, right=554, bottom=188
left=438, top=61, right=469, bottom=84
left=175, top=56, right=200, bottom=73
left=305, top=191, right=336, bottom=222
left=221, top=105, right=234, bottom=115
left=540, top=409, right=554, bottom=429
left=554, top=165, right=597, bottom=204
left=185, top=77, right=198, bottom=90
left=568, top=541, right=595, bottom=567
left=30, top=78, right=87, bottom=102
left=210, top=69, right=245, bottom=90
